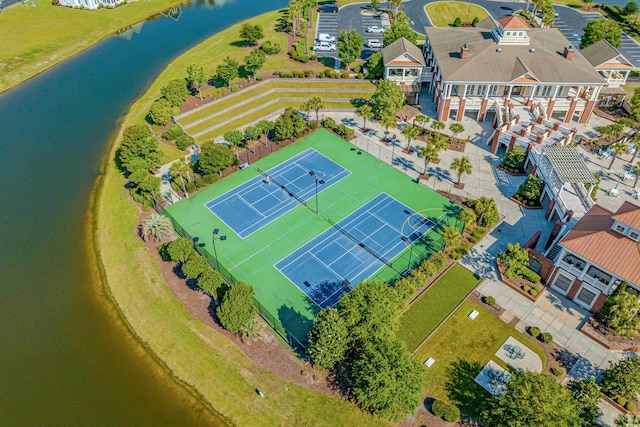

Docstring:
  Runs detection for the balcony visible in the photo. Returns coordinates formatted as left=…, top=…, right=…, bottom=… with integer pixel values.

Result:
left=582, top=266, right=612, bottom=292
left=559, top=254, right=586, bottom=277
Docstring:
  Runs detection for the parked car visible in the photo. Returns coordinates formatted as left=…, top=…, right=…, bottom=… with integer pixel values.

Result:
left=312, top=42, right=337, bottom=52
left=366, top=26, right=385, bottom=33
left=317, top=33, right=336, bottom=43
left=366, top=39, right=382, bottom=49
left=319, top=4, right=338, bottom=13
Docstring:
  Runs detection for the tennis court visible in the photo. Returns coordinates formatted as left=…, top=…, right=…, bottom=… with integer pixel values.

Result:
left=204, top=148, right=349, bottom=238
left=275, top=193, right=435, bottom=307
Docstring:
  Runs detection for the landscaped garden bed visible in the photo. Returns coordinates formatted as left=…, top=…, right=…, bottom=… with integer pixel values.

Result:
left=511, top=174, right=544, bottom=209
left=496, top=243, right=545, bottom=301
left=498, top=146, right=527, bottom=176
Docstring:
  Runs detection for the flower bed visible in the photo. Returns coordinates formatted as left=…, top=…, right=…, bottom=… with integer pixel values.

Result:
left=496, top=261, right=546, bottom=302
left=580, top=317, right=640, bottom=350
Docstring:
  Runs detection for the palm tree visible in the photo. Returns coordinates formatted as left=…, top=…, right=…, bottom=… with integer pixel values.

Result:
left=609, top=142, right=628, bottom=169
left=357, top=104, right=374, bottom=131
left=401, top=124, right=421, bottom=152
left=630, top=133, right=640, bottom=163
left=441, top=226, right=462, bottom=248
left=170, top=158, right=192, bottom=199
left=308, top=96, right=326, bottom=123
left=241, top=318, right=263, bottom=343
left=451, top=156, right=473, bottom=185
left=418, top=143, right=440, bottom=176
left=380, top=114, right=398, bottom=160
left=633, top=161, right=640, bottom=188
left=140, top=213, right=173, bottom=242
left=430, top=131, right=449, bottom=151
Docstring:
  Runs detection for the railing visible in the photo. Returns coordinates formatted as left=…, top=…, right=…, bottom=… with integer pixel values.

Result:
left=558, top=260, right=585, bottom=278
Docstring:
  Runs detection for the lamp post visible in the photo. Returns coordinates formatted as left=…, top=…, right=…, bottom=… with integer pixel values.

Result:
left=212, top=228, right=227, bottom=271
left=308, top=171, right=325, bottom=214
left=401, top=235, right=414, bottom=273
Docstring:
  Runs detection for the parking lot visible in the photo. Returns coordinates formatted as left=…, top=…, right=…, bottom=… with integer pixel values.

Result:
left=314, top=4, right=390, bottom=61
left=552, top=12, right=600, bottom=48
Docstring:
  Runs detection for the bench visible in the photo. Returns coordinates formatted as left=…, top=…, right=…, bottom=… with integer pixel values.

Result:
left=239, top=162, right=249, bottom=170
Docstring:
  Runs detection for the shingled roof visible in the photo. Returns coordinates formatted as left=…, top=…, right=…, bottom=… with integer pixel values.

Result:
left=581, top=39, right=633, bottom=69
left=424, top=26, right=605, bottom=83
left=382, top=37, right=426, bottom=67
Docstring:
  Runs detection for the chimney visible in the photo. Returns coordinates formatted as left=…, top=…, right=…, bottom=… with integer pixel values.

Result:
left=460, top=44, right=469, bottom=59
left=563, top=46, right=575, bottom=60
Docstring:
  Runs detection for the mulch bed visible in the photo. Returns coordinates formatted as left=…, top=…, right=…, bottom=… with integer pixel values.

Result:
left=496, top=165, right=526, bottom=176
left=582, top=318, right=640, bottom=350
left=510, top=196, right=543, bottom=210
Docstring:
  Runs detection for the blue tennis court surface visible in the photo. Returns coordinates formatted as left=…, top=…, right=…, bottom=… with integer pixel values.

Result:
left=275, top=193, right=436, bottom=307
left=205, top=149, right=350, bottom=238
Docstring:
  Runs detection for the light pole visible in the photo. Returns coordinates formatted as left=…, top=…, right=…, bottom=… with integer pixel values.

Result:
left=308, top=171, right=325, bottom=214
left=212, top=228, right=227, bottom=271
left=401, top=235, right=414, bottom=273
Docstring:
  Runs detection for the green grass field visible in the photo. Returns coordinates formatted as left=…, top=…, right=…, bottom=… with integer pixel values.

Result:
left=415, top=300, right=546, bottom=417
left=397, top=264, right=482, bottom=351
left=425, top=2, right=489, bottom=27
left=164, top=129, right=457, bottom=346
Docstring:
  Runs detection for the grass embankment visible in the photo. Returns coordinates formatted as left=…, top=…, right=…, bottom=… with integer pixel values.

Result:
left=426, top=2, right=489, bottom=27
left=92, top=8, right=389, bottom=426
left=397, top=264, right=481, bottom=351
left=0, top=0, right=190, bottom=93
left=415, top=300, right=546, bottom=416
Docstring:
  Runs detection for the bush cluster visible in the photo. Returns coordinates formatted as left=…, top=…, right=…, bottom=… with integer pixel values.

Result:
left=318, top=68, right=341, bottom=79
left=392, top=252, right=447, bottom=303
left=484, top=295, right=496, bottom=307
left=322, top=117, right=355, bottom=140
left=521, top=268, right=542, bottom=284
left=260, top=41, right=281, bottom=55
left=431, top=400, right=460, bottom=423
left=529, top=326, right=541, bottom=337
left=162, top=124, right=185, bottom=141
left=539, top=332, right=553, bottom=343
left=468, top=227, right=486, bottom=243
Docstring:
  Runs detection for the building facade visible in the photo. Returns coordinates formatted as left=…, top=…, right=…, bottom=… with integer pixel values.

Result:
left=545, top=202, right=640, bottom=312
left=381, top=37, right=426, bottom=104
left=58, top=0, right=124, bottom=10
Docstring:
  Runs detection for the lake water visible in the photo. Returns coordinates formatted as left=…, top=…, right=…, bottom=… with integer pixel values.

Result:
left=0, top=0, right=286, bottom=424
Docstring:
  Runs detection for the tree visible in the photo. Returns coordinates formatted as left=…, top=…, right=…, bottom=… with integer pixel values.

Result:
left=540, top=3, right=555, bottom=27
left=170, top=158, right=193, bottom=198
left=216, top=56, right=239, bottom=89
left=609, top=141, right=627, bottom=169
left=597, top=282, right=640, bottom=336
left=441, top=226, right=461, bottom=248
left=401, top=124, right=421, bottom=151
left=366, top=51, right=384, bottom=79
left=197, top=269, right=225, bottom=299
left=337, top=29, right=364, bottom=71
left=134, top=175, right=161, bottom=208
left=167, top=237, right=194, bottom=263
left=389, top=0, right=403, bottom=14
left=161, top=79, right=189, bottom=108
left=239, top=22, right=264, bottom=45
left=625, top=1, right=638, bottom=16
left=372, top=79, right=405, bottom=118
left=370, top=0, right=378, bottom=10
left=380, top=113, right=398, bottom=149
left=633, top=161, right=640, bottom=188
left=415, top=114, right=430, bottom=127
left=257, top=119, right=275, bottom=143
left=307, top=96, right=326, bottom=122
left=357, top=103, right=374, bottom=130
left=451, top=156, right=472, bottom=184
left=567, top=377, right=601, bottom=427
left=458, top=208, right=477, bottom=229
left=383, top=19, right=417, bottom=47
left=243, top=48, right=266, bottom=80
left=299, top=99, right=312, bottom=124
left=287, top=0, right=304, bottom=36
left=516, top=174, right=544, bottom=201
left=468, top=197, right=499, bottom=227
left=140, top=213, right=173, bottom=242
left=418, top=143, right=440, bottom=175
left=351, top=338, right=427, bottom=421
left=631, top=88, right=640, bottom=121
left=274, top=107, right=306, bottom=141
left=602, top=356, right=640, bottom=401
left=197, top=141, right=237, bottom=175
left=498, top=242, right=530, bottom=279
left=181, top=255, right=210, bottom=279
left=307, top=308, right=349, bottom=370
left=119, top=124, right=162, bottom=173
left=580, top=18, right=622, bottom=49
left=216, top=281, right=256, bottom=333
left=186, top=64, right=205, bottom=100
left=431, top=120, right=445, bottom=132
left=148, top=98, right=176, bottom=126
left=449, top=123, right=464, bottom=139
left=223, top=129, right=245, bottom=148
left=244, top=125, right=261, bottom=144
left=337, top=280, right=402, bottom=345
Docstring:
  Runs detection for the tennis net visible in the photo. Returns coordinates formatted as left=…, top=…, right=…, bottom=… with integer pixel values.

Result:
left=255, top=166, right=313, bottom=212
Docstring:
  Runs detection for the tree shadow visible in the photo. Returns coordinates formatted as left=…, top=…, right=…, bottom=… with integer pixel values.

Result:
left=229, top=40, right=253, bottom=48
left=277, top=304, right=315, bottom=357
left=444, top=359, right=490, bottom=418
left=318, top=57, right=336, bottom=68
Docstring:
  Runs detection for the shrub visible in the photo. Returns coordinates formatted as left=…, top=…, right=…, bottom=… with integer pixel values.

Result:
left=529, top=289, right=539, bottom=297
left=260, top=41, right=281, bottom=55
left=421, top=251, right=447, bottom=277
left=202, top=173, right=219, bottom=185
left=484, top=296, right=496, bottom=307
left=335, top=124, right=355, bottom=139
left=626, top=401, right=637, bottom=412
left=450, top=245, right=468, bottom=260
left=515, top=174, right=544, bottom=203
left=148, top=98, right=176, bottom=126
left=323, top=117, right=337, bottom=129
left=357, top=72, right=364, bottom=79
left=231, top=84, right=240, bottom=92
left=500, top=146, right=525, bottom=172
left=431, top=400, right=448, bottom=417
left=162, top=124, right=184, bottom=141
left=551, top=367, right=564, bottom=377
left=454, top=17, right=462, bottom=27
left=472, top=16, right=479, bottom=26
left=443, top=405, right=461, bottom=423
left=255, top=75, right=263, bottom=81
left=539, top=332, right=553, bottom=343
left=617, top=397, right=627, bottom=407
left=304, top=70, right=312, bottom=77
left=529, top=326, right=541, bottom=337
left=309, top=121, right=319, bottom=130
left=318, top=71, right=325, bottom=78
left=341, top=71, right=350, bottom=78
left=175, top=134, right=194, bottom=151
left=534, top=284, right=543, bottom=292
left=523, top=285, right=532, bottom=292
left=195, top=177, right=206, bottom=188
left=185, top=182, right=196, bottom=193
left=469, top=227, right=486, bottom=243
left=521, top=267, right=542, bottom=284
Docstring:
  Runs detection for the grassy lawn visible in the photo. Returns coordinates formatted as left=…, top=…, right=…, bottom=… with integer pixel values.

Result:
left=415, top=300, right=546, bottom=417
left=426, top=2, right=489, bottom=27
left=398, top=264, right=481, bottom=351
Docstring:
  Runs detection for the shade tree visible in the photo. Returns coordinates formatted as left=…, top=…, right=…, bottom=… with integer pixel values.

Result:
left=580, top=18, right=622, bottom=49
left=186, top=64, right=206, bottom=100
left=216, top=56, right=239, bottom=89
left=372, top=79, right=404, bottom=118
left=167, top=237, right=194, bottom=263
left=161, top=79, right=189, bottom=108
left=216, top=282, right=257, bottom=333
left=337, top=29, right=364, bottom=71
left=197, top=141, right=237, bottom=175
left=307, top=308, right=349, bottom=370
left=243, top=48, right=266, bottom=80
left=239, top=22, right=264, bottom=45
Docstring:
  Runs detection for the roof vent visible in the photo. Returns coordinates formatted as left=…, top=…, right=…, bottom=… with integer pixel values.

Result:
left=496, top=48, right=502, bottom=52
left=530, top=48, right=535, bottom=53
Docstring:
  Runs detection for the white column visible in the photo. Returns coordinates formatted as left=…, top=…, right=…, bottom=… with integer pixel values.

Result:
left=461, top=84, right=467, bottom=99
left=551, top=85, right=559, bottom=100
left=506, top=85, right=513, bottom=100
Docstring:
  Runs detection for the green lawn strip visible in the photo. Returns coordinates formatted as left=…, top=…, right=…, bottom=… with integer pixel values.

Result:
left=159, top=140, right=187, bottom=164
left=193, top=100, right=354, bottom=143
left=165, top=129, right=454, bottom=345
left=397, top=264, right=481, bottom=351
left=425, top=2, right=489, bottom=27
left=180, top=80, right=375, bottom=126
left=414, top=300, right=546, bottom=417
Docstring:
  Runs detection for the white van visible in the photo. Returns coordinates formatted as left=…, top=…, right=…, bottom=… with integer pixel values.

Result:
left=317, top=33, right=336, bottom=43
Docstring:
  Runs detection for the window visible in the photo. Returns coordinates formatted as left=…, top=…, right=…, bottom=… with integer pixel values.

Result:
left=466, top=85, right=475, bottom=96
left=616, top=225, right=626, bottom=233
left=529, top=258, right=542, bottom=274
left=489, top=85, right=498, bottom=96
left=518, top=32, right=524, bottom=36
left=506, top=31, right=512, bottom=36
left=630, top=231, right=639, bottom=240
left=554, top=274, right=573, bottom=293
left=576, top=287, right=597, bottom=307
left=541, top=86, right=553, bottom=97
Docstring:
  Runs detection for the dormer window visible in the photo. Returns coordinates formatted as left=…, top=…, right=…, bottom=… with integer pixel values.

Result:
left=631, top=231, right=639, bottom=241
left=616, top=224, right=626, bottom=233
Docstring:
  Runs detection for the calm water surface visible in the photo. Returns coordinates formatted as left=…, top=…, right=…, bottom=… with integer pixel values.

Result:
left=0, top=0, right=286, bottom=424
